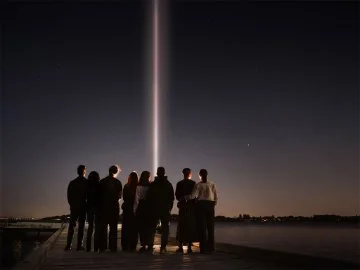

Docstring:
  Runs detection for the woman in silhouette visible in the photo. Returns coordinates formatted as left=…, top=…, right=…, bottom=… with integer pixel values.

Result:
left=121, top=171, right=139, bottom=251
left=134, top=171, right=153, bottom=252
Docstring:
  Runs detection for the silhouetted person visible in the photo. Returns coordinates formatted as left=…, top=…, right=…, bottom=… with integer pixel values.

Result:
left=99, top=165, right=122, bottom=252
left=121, top=171, right=139, bottom=252
left=65, top=165, right=87, bottom=251
left=134, top=171, right=152, bottom=252
left=175, top=168, right=197, bottom=253
left=147, top=167, right=174, bottom=253
left=184, top=169, right=218, bottom=253
left=85, top=171, right=100, bottom=252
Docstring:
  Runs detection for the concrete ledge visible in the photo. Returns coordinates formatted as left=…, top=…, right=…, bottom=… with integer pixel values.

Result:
left=13, top=224, right=65, bottom=270
left=214, top=242, right=360, bottom=269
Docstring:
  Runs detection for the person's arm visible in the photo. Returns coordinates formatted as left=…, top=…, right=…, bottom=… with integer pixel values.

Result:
left=123, top=185, right=128, bottom=203
left=169, top=183, right=175, bottom=212
left=184, top=183, right=199, bottom=201
left=133, top=186, right=140, bottom=214
left=175, top=182, right=181, bottom=201
left=118, top=181, right=123, bottom=200
left=67, top=182, right=72, bottom=207
left=213, top=183, right=218, bottom=206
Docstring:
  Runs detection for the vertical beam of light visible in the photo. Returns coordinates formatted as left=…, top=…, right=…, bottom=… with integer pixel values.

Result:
left=153, top=0, right=159, bottom=175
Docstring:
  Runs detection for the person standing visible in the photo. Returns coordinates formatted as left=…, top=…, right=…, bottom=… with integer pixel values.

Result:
left=134, top=171, right=152, bottom=252
left=65, top=165, right=87, bottom=251
left=85, top=171, right=101, bottom=252
left=147, top=167, right=174, bottom=253
left=184, top=169, right=218, bottom=253
left=99, top=165, right=122, bottom=252
left=121, top=171, right=139, bottom=252
left=175, top=168, right=197, bottom=253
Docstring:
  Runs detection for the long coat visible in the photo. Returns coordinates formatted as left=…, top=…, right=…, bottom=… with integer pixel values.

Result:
left=175, top=179, right=198, bottom=243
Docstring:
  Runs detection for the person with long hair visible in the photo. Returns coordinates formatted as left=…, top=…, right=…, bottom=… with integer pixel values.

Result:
left=184, top=169, right=218, bottom=253
left=133, top=171, right=152, bottom=252
left=121, top=171, right=139, bottom=251
left=86, top=171, right=101, bottom=252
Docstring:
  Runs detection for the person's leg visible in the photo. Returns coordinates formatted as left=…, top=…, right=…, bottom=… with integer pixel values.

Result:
left=77, top=210, right=86, bottom=250
left=86, top=209, right=95, bottom=251
left=206, top=202, right=215, bottom=252
left=98, top=214, right=108, bottom=252
left=147, top=216, right=157, bottom=251
left=196, top=202, right=206, bottom=253
left=187, top=241, right=193, bottom=253
left=65, top=210, right=78, bottom=250
left=121, top=212, right=128, bottom=251
left=108, top=208, right=119, bottom=252
left=176, top=208, right=184, bottom=252
left=160, top=213, right=170, bottom=251
left=129, top=213, right=138, bottom=251
left=94, top=210, right=101, bottom=252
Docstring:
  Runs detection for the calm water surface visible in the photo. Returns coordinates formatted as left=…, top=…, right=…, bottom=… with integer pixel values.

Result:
left=170, top=222, right=360, bottom=263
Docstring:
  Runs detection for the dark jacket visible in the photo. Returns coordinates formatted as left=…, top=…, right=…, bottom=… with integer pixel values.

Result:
left=148, top=176, right=174, bottom=215
left=99, top=175, right=123, bottom=210
left=175, top=179, right=196, bottom=207
left=67, top=176, right=87, bottom=210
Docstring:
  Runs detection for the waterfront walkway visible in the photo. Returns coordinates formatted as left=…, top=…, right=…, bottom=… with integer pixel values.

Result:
left=17, top=225, right=358, bottom=270
left=40, top=226, right=270, bottom=270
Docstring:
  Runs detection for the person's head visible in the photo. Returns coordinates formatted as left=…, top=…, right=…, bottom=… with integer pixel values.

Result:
left=139, top=171, right=151, bottom=186
left=109, top=165, right=121, bottom=177
left=127, top=171, right=139, bottom=187
left=199, top=169, right=208, bottom=183
left=88, top=171, right=100, bottom=182
left=182, top=168, right=192, bottom=180
left=77, top=165, right=86, bottom=177
left=156, top=166, right=165, bottom=177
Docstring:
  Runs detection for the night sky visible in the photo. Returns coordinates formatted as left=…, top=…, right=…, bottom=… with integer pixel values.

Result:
left=1, top=1, right=358, bottom=218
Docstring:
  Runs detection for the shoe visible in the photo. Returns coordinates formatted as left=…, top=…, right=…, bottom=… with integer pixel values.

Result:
left=64, top=245, right=71, bottom=251
left=146, top=246, right=154, bottom=253
left=160, top=247, right=166, bottom=254
left=175, top=247, right=184, bottom=253
left=138, top=246, right=146, bottom=252
left=76, top=246, right=85, bottom=251
left=187, top=247, right=193, bottom=254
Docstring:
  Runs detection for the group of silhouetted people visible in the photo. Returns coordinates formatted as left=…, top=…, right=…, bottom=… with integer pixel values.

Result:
left=65, top=164, right=218, bottom=254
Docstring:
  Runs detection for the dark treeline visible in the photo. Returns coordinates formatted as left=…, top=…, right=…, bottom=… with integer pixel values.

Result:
left=213, top=214, right=360, bottom=224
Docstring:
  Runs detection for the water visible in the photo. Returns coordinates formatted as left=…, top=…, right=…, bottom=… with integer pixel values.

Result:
left=169, top=222, right=360, bottom=264
left=0, top=222, right=60, bottom=269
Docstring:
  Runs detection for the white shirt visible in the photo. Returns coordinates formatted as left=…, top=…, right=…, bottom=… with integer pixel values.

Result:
left=186, top=180, right=218, bottom=205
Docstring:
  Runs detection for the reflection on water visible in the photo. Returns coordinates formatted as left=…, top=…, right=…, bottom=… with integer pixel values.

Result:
left=170, top=222, right=360, bottom=263
left=0, top=230, right=54, bottom=269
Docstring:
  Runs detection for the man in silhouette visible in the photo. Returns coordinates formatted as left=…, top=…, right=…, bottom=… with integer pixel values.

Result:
left=98, top=165, right=122, bottom=252
left=65, top=165, right=87, bottom=251
left=175, top=168, right=197, bottom=253
left=148, top=166, right=174, bottom=253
